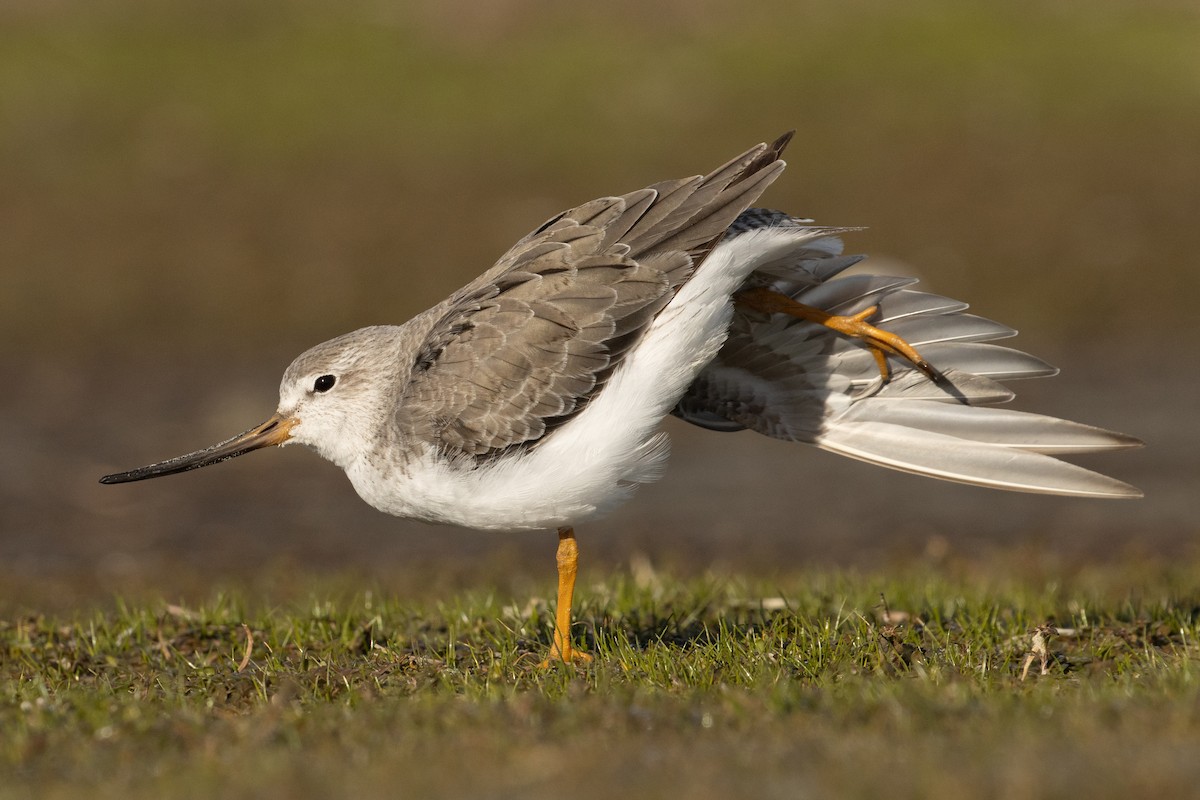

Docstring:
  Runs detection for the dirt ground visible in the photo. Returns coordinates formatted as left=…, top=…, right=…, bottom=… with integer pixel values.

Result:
left=3, top=338, right=1191, bottom=607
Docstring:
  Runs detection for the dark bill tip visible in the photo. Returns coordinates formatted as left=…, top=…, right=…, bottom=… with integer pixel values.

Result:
left=99, top=414, right=295, bottom=485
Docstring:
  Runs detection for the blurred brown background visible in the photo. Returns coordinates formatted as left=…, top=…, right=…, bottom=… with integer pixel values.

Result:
left=2, top=0, right=1197, bottom=605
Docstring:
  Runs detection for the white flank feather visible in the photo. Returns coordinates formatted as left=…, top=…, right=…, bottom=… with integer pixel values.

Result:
left=369, top=228, right=841, bottom=530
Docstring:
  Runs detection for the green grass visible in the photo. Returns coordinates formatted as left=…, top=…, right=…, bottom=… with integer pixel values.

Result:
left=3, top=565, right=1198, bottom=799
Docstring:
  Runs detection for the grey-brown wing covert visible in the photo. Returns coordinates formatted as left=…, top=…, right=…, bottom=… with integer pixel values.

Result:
left=395, top=134, right=792, bottom=459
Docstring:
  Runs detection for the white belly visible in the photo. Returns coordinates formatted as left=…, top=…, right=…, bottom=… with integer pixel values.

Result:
left=346, top=230, right=804, bottom=531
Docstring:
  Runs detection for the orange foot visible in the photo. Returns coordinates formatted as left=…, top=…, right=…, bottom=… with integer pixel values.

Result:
left=539, top=643, right=594, bottom=668
left=537, top=527, right=594, bottom=668
left=736, top=287, right=941, bottom=382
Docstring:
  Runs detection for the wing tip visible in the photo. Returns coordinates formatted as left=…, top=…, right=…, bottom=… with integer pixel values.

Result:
left=816, top=422, right=1144, bottom=500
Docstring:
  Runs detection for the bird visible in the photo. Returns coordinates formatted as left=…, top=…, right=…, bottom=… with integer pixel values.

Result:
left=100, top=133, right=1141, bottom=665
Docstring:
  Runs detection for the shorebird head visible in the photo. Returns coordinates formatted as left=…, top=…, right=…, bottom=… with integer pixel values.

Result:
left=274, top=326, right=404, bottom=470
left=99, top=326, right=403, bottom=484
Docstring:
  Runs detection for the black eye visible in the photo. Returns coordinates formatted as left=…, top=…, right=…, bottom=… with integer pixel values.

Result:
left=313, top=374, right=337, bottom=393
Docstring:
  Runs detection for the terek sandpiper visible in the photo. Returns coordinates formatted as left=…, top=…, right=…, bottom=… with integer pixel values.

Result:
left=101, top=133, right=1141, bottom=664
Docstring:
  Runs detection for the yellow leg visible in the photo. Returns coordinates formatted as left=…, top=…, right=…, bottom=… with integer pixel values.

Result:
left=735, top=287, right=941, bottom=382
left=540, top=527, right=592, bottom=667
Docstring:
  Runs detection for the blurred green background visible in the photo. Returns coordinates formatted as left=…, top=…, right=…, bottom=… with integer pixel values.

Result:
left=1, top=0, right=1196, bottom=599
left=4, top=0, right=1197, bottom=356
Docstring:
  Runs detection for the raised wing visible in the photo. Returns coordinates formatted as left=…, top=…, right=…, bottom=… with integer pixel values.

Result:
left=673, top=210, right=1142, bottom=498
left=395, top=135, right=791, bottom=459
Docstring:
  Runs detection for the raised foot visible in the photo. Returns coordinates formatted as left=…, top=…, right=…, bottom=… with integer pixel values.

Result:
left=826, top=304, right=941, bottom=382
left=735, top=287, right=941, bottom=382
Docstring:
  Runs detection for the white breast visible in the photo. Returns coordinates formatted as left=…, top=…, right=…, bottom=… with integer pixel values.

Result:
left=347, top=229, right=825, bottom=531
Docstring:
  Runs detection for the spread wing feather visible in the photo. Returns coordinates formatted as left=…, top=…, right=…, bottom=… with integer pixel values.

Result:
left=396, top=136, right=790, bottom=458
left=672, top=210, right=1141, bottom=498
